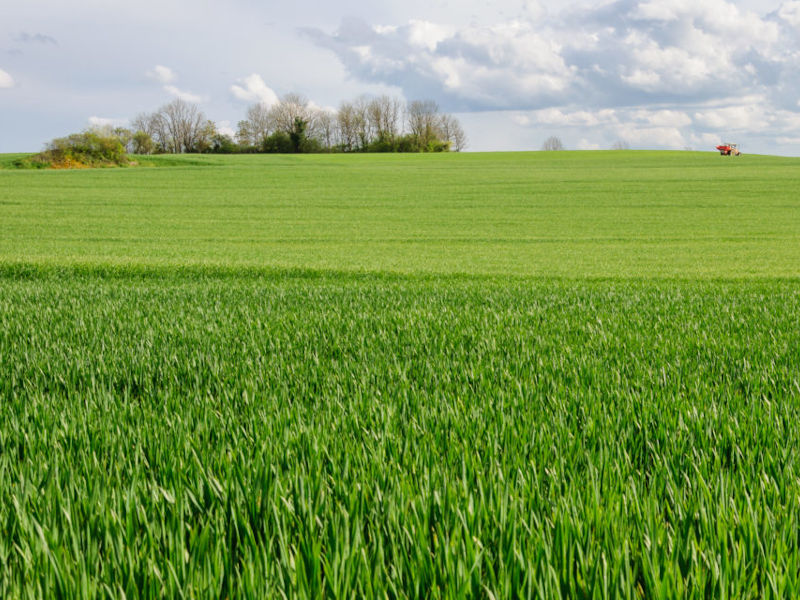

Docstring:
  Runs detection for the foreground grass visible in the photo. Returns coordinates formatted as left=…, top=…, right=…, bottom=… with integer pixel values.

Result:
left=2, top=151, right=800, bottom=277
left=2, top=271, right=800, bottom=598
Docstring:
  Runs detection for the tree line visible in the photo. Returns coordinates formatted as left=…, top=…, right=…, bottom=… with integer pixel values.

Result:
left=121, top=94, right=466, bottom=155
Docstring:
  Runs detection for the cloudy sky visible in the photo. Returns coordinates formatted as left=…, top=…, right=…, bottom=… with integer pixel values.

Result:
left=2, top=0, right=799, bottom=154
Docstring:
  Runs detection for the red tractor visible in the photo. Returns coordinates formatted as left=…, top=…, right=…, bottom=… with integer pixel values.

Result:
left=716, top=143, right=740, bottom=156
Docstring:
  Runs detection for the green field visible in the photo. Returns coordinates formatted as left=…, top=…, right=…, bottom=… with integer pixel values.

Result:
left=2, top=152, right=800, bottom=598
left=2, top=151, right=800, bottom=277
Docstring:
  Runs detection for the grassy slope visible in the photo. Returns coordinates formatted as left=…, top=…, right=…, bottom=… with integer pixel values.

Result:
left=2, top=152, right=800, bottom=597
left=1, top=151, right=799, bottom=277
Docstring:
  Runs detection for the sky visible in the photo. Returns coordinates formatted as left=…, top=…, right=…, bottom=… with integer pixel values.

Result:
left=2, top=0, right=799, bottom=154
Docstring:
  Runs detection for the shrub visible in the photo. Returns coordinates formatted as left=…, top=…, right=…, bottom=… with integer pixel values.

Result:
left=207, top=134, right=238, bottom=154
left=261, top=131, right=294, bottom=154
left=367, top=133, right=397, bottom=153
left=427, top=139, right=451, bottom=153
left=21, top=131, right=130, bottom=168
left=394, top=134, right=418, bottom=153
left=132, top=131, right=154, bottom=155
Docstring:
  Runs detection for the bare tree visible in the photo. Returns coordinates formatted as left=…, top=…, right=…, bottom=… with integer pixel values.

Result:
left=132, top=111, right=169, bottom=152
left=438, top=114, right=467, bottom=152
left=541, top=136, right=564, bottom=151
left=132, top=100, right=209, bottom=153
left=451, top=120, right=467, bottom=152
left=406, top=100, right=441, bottom=149
left=159, top=99, right=209, bottom=153
left=236, top=103, right=273, bottom=147
left=269, top=93, right=318, bottom=136
left=334, top=97, right=371, bottom=151
left=315, top=110, right=336, bottom=151
left=131, top=113, right=153, bottom=137
left=368, top=95, right=402, bottom=144
left=611, top=140, right=630, bottom=150
left=352, top=96, right=373, bottom=150
left=336, top=100, right=359, bottom=151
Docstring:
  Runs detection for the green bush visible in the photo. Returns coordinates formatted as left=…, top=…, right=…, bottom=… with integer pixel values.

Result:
left=22, top=131, right=129, bottom=168
left=207, top=134, right=238, bottom=154
left=261, top=131, right=294, bottom=154
left=236, top=144, right=260, bottom=154
left=367, top=133, right=398, bottom=153
left=427, top=139, right=451, bottom=153
left=394, top=134, right=418, bottom=153
left=132, top=131, right=154, bottom=155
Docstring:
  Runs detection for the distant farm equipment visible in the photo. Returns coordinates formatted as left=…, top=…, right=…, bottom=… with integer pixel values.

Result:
left=716, top=143, right=740, bottom=156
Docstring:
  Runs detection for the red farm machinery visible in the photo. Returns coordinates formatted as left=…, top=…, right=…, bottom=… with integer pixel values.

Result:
left=716, top=143, right=740, bottom=156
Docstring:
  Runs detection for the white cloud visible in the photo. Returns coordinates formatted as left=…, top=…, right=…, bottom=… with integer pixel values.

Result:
left=163, top=85, right=203, bottom=103
left=632, top=1, right=684, bottom=21
left=308, top=100, right=337, bottom=114
left=531, top=108, right=615, bottom=127
left=230, top=74, right=279, bottom=106
left=616, top=125, right=687, bottom=149
left=0, top=68, right=14, bottom=89
left=523, top=0, right=546, bottom=20
left=298, top=0, right=800, bottom=152
left=145, top=65, right=204, bottom=103
left=690, top=131, right=724, bottom=147
left=631, top=110, right=692, bottom=128
left=632, top=0, right=778, bottom=41
left=621, top=69, right=661, bottom=91
left=88, top=116, right=129, bottom=128
left=217, top=120, right=236, bottom=138
left=779, top=1, right=800, bottom=27
left=307, top=0, right=792, bottom=112
left=373, top=24, right=399, bottom=35
left=305, top=18, right=575, bottom=110
left=694, top=104, right=770, bottom=130
left=407, top=20, right=453, bottom=51
left=511, top=113, right=531, bottom=126
left=146, top=65, right=176, bottom=84
left=618, top=32, right=719, bottom=93
left=514, top=103, right=786, bottom=150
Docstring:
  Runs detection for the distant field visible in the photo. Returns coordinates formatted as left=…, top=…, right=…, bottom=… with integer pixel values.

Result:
left=2, top=151, right=800, bottom=277
left=2, top=152, right=800, bottom=597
